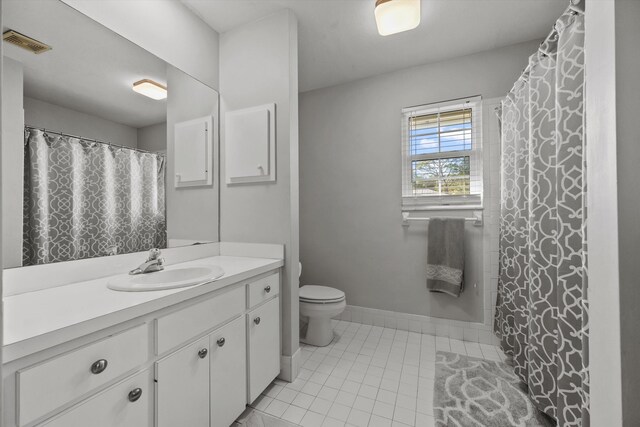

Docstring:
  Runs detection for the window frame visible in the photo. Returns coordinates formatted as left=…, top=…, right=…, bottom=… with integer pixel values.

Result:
left=401, top=96, right=483, bottom=210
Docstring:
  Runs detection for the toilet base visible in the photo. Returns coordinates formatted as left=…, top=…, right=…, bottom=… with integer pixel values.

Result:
left=301, top=316, right=334, bottom=347
left=299, top=299, right=345, bottom=347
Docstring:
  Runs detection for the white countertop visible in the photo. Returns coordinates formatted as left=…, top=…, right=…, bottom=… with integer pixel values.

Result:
left=3, top=255, right=283, bottom=362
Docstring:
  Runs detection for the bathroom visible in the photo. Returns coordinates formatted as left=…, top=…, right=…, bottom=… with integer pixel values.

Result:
left=0, top=0, right=637, bottom=426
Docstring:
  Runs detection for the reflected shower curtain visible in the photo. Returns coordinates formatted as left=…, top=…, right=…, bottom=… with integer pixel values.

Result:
left=23, top=129, right=166, bottom=265
left=494, top=6, right=589, bottom=427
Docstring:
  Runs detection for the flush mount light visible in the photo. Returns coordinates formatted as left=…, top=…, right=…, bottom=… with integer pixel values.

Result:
left=374, top=0, right=421, bottom=36
left=132, top=79, right=167, bottom=100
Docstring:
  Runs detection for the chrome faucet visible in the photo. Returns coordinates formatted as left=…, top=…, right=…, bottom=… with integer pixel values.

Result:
left=129, top=248, right=164, bottom=275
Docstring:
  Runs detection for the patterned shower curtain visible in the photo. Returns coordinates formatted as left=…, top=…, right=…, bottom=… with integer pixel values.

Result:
left=23, top=129, right=167, bottom=265
left=494, top=5, right=589, bottom=427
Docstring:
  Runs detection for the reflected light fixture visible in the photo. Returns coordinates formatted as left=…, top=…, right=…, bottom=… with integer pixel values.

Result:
left=374, top=0, right=421, bottom=36
left=132, top=79, right=167, bottom=100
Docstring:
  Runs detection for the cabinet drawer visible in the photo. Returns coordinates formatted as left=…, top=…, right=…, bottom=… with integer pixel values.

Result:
left=41, top=369, right=153, bottom=427
left=247, top=297, right=281, bottom=403
left=156, top=285, right=245, bottom=354
left=248, top=272, right=280, bottom=308
left=18, top=324, right=149, bottom=427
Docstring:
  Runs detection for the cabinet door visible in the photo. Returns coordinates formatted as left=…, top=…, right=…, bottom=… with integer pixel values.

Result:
left=210, top=317, right=247, bottom=427
left=156, top=336, right=210, bottom=427
left=248, top=297, right=281, bottom=403
left=42, top=370, right=152, bottom=427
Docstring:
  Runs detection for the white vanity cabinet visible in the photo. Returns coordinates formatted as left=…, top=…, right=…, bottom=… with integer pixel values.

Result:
left=155, top=286, right=246, bottom=355
left=17, top=323, right=149, bottom=427
left=157, top=336, right=211, bottom=427
left=4, top=267, right=282, bottom=427
left=247, top=275, right=281, bottom=403
left=41, top=369, right=153, bottom=427
left=210, top=316, right=247, bottom=427
left=156, top=316, right=247, bottom=427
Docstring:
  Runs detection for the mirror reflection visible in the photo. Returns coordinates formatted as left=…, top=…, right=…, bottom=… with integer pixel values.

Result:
left=2, top=0, right=219, bottom=268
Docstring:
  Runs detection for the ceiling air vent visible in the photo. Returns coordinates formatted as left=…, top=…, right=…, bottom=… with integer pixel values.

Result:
left=2, top=30, right=51, bottom=54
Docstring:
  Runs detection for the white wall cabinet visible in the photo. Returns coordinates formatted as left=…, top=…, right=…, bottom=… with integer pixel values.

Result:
left=225, top=103, right=276, bottom=184
left=248, top=297, right=281, bottom=403
left=5, top=269, right=281, bottom=427
left=174, top=115, right=214, bottom=188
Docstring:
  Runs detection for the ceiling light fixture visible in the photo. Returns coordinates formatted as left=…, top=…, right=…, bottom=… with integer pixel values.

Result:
left=374, top=0, right=421, bottom=36
left=132, top=79, right=167, bottom=100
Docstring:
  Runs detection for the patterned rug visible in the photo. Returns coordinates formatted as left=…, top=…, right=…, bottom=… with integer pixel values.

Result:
left=433, top=352, right=555, bottom=427
left=233, top=408, right=298, bottom=427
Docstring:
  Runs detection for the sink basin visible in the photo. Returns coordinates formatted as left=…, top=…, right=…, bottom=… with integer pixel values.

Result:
left=107, top=265, right=225, bottom=292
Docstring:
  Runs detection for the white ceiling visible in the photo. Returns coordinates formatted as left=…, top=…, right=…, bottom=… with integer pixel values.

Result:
left=182, top=0, right=566, bottom=92
left=3, top=0, right=168, bottom=128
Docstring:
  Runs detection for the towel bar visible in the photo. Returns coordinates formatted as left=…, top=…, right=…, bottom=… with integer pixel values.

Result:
left=401, top=211, right=483, bottom=227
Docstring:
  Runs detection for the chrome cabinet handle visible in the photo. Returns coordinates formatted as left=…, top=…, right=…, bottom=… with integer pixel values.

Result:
left=217, top=338, right=226, bottom=347
left=254, top=317, right=261, bottom=325
left=198, top=348, right=208, bottom=359
left=264, top=285, right=271, bottom=293
left=90, top=359, right=108, bottom=375
left=128, top=388, right=143, bottom=403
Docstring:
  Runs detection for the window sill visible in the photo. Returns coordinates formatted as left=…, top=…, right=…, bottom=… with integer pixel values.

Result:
left=402, top=195, right=483, bottom=212
left=401, top=205, right=484, bottom=212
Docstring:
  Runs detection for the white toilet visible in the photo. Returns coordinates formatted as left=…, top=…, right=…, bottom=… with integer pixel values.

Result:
left=299, top=262, right=346, bottom=347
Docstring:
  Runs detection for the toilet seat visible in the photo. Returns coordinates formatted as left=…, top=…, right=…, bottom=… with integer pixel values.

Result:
left=299, top=285, right=345, bottom=304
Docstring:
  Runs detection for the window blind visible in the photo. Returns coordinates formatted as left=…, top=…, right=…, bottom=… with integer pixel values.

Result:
left=401, top=96, right=483, bottom=208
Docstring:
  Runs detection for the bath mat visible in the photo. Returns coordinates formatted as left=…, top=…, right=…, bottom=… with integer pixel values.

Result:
left=433, top=351, right=555, bottom=427
left=233, top=408, right=299, bottom=427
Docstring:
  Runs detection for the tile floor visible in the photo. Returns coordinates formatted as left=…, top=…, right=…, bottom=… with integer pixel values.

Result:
left=249, top=320, right=507, bottom=427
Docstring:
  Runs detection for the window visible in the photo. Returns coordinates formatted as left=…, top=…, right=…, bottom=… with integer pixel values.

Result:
left=401, top=97, right=482, bottom=209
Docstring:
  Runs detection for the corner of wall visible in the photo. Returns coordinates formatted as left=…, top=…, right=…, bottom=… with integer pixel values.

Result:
left=585, top=0, right=623, bottom=424
left=0, top=11, right=5, bottom=413
left=1, top=57, right=24, bottom=269
left=218, top=8, right=300, bottom=368
left=288, top=7, right=301, bottom=353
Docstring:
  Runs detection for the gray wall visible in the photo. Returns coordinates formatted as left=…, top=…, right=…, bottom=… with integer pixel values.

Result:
left=24, top=97, right=138, bottom=148
left=60, top=0, right=219, bottom=90
left=166, top=66, right=219, bottom=244
left=586, top=0, right=640, bottom=425
left=220, top=10, right=300, bottom=368
left=299, top=39, right=540, bottom=322
left=1, top=57, right=24, bottom=269
left=616, top=2, right=640, bottom=423
left=137, top=122, right=167, bottom=153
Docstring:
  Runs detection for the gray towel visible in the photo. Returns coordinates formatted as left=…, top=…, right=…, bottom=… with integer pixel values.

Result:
left=426, top=218, right=465, bottom=297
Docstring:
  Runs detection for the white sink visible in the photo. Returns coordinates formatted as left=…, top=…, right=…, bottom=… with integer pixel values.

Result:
left=107, top=265, right=225, bottom=292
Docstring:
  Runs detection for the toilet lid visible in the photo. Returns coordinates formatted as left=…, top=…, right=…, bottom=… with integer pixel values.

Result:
left=299, top=285, right=345, bottom=303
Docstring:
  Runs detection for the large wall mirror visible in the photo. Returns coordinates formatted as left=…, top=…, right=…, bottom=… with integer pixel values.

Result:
left=1, top=0, right=220, bottom=269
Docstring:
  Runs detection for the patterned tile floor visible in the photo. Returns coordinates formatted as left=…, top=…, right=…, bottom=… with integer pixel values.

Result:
left=249, top=320, right=507, bottom=427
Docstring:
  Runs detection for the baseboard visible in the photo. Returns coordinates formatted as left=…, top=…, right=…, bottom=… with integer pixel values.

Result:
left=337, top=304, right=500, bottom=345
left=278, top=347, right=301, bottom=382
